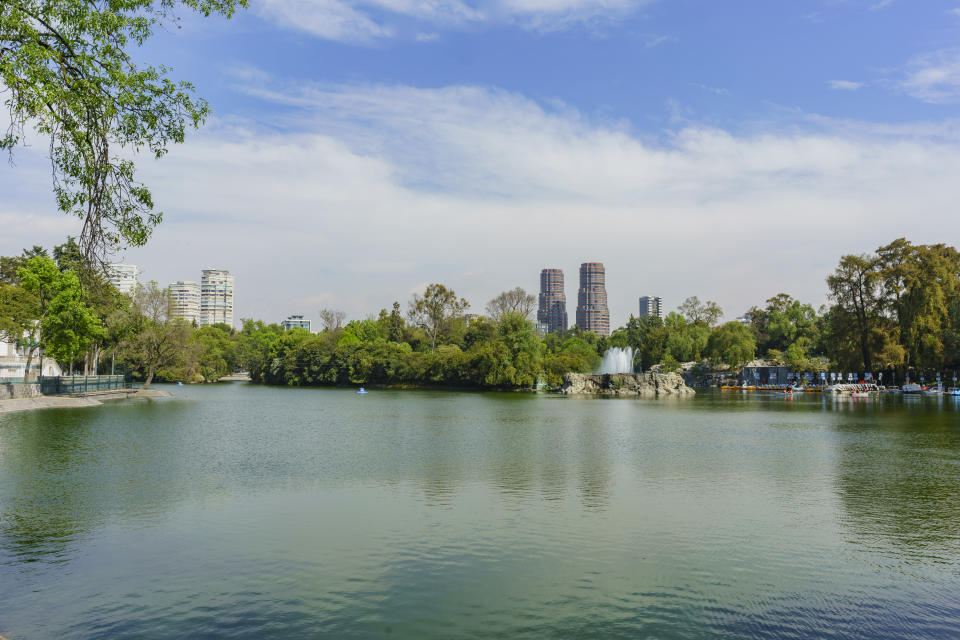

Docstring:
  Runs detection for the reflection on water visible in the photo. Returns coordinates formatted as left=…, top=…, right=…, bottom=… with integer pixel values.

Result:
left=1, top=386, right=959, bottom=639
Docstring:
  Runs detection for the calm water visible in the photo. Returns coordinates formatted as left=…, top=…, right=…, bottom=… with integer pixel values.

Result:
left=2, top=385, right=959, bottom=639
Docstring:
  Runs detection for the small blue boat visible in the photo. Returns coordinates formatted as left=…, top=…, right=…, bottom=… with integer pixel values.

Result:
left=357, top=387, right=368, bottom=394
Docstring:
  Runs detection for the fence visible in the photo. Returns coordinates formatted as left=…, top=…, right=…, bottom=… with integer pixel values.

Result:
left=1, top=375, right=129, bottom=396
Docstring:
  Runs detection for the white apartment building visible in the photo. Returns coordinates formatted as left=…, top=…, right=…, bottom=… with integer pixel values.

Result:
left=169, top=281, right=201, bottom=325
left=200, top=269, right=234, bottom=328
left=638, top=296, right=663, bottom=319
left=107, top=263, right=139, bottom=294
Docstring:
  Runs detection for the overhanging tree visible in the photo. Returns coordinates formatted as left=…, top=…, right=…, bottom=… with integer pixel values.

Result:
left=1, top=0, right=247, bottom=264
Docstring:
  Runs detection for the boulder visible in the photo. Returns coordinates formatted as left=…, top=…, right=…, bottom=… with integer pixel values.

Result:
left=559, top=372, right=695, bottom=396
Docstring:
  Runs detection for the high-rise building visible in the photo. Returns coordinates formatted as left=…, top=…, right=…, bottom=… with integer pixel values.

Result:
left=106, top=263, right=139, bottom=294
left=169, top=281, right=201, bottom=325
left=537, top=268, right=568, bottom=335
left=200, top=269, right=234, bottom=328
left=638, top=296, right=663, bottom=319
left=576, top=262, right=610, bottom=337
left=282, top=315, right=311, bottom=331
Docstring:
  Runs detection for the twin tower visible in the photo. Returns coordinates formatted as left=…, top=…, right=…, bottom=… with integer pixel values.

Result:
left=538, top=262, right=610, bottom=337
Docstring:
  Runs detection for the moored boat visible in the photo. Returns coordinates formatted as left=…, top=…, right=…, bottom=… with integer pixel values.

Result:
left=902, top=383, right=922, bottom=394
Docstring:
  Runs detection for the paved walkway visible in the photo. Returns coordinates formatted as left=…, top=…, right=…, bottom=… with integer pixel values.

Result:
left=0, top=389, right=172, bottom=415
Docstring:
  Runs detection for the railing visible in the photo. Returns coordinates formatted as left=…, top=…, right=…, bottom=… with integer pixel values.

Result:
left=0, top=375, right=129, bottom=395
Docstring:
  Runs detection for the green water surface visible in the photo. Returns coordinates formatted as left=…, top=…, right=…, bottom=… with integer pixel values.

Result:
left=1, top=385, right=959, bottom=639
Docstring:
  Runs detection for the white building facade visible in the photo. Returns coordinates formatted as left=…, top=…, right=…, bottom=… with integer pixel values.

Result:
left=0, top=336, right=63, bottom=379
left=107, top=263, right=140, bottom=295
left=281, top=315, right=311, bottom=331
left=169, top=281, right=201, bottom=325
left=638, top=296, right=663, bottom=319
left=200, top=269, right=234, bottom=328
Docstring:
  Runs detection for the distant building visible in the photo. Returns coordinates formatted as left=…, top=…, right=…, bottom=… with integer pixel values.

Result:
left=576, top=262, right=610, bottom=337
left=533, top=321, right=550, bottom=337
left=106, top=263, right=139, bottom=294
left=282, top=315, right=311, bottom=331
left=169, top=281, right=201, bottom=325
left=200, top=269, right=234, bottom=328
left=638, top=296, right=662, bottom=319
left=537, top=268, right=568, bottom=335
left=735, top=314, right=752, bottom=326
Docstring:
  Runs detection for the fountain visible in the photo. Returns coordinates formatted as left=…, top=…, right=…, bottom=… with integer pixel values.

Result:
left=598, top=347, right=635, bottom=374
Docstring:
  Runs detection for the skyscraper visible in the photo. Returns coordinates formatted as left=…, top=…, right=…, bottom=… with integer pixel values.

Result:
left=106, top=263, right=139, bottom=294
left=169, top=281, right=201, bottom=325
left=200, top=269, right=234, bottom=328
left=638, top=296, right=663, bottom=319
left=576, top=262, right=610, bottom=337
left=537, top=268, right=568, bottom=335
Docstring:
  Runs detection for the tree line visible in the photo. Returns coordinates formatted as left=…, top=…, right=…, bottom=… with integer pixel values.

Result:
left=2, top=238, right=959, bottom=389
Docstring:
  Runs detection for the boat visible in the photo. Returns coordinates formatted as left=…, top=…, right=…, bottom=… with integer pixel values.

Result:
left=357, top=387, right=368, bottom=394
left=902, top=383, right=922, bottom=394
left=946, top=388, right=960, bottom=396
left=790, top=385, right=805, bottom=392
left=922, top=387, right=943, bottom=396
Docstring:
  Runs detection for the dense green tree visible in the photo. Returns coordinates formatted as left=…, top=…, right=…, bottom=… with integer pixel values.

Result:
left=1, top=0, right=247, bottom=262
left=408, top=284, right=469, bottom=352
left=759, top=294, right=820, bottom=353
left=875, top=240, right=960, bottom=371
left=0, top=255, right=104, bottom=378
left=117, top=282, right=192, bottom=388
left=388, top=301, right=404, bottom=342
left=826, top=254, right=882, bottom=371
left=706, top=322, right=756, bottom=370
left=42, top=269, right=105, bottom=369
left=463, top=316, right=497, bottom=350
left=193, top=324, right=237, bottom=381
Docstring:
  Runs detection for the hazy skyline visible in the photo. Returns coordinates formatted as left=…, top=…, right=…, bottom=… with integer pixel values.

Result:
left=4, top=0, right=960, bottom=328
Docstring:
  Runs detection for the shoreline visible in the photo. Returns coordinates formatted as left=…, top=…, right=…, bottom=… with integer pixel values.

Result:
left=0, top=389, right=173, bottom=415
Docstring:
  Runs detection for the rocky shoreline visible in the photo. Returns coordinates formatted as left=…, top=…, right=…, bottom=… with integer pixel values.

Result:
left=560, top=372, right=695, bottom=396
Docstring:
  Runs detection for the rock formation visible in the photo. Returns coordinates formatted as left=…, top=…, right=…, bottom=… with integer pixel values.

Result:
left=559, top=372, right=695, bottom=396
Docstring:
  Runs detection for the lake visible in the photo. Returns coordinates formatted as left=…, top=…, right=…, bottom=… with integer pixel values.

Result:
left=2, top=384, right=959, bottom=639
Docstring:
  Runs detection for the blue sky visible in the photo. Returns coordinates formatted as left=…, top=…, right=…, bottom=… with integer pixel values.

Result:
left=4, top=0, right=960, bottom=326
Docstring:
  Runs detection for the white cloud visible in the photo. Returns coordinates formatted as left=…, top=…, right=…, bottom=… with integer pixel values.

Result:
left=899, top=49, right=960, bottom=103
left=869, top=0, right=894, bottom=10
left=258, top=0, right=394, bottom=42
left=5, top=81, right=960, bottom=328
left=828, top=80, right=864, bottom=91
left=257, top=0, right=652, bottom=41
